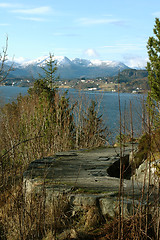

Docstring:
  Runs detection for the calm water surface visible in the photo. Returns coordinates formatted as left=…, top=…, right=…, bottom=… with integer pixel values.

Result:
left=66, top=89, right=146, bottom=140
left=0, top=86, right=146, bottom=141
left=0, top=86, right=28, bottom=104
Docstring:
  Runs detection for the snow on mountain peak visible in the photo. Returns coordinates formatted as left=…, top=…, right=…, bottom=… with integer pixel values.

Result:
left=13, top=55, right=127, bottom=70
left=6, top=55, right=129, bottom=80
left=72, top=58, right=91, bottom=66
left=89, top=59, right=121, bottom=67
left=55, top=56, right=72, bottom=66
left=20, top=56, right=49, bottom=67
left=19, top=55, right=72, bottom=67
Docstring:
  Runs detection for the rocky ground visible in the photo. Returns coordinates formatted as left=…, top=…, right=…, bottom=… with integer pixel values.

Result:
left=24, top=145, right=137, bottom=195
left=22, top=144, right=159, bottom=239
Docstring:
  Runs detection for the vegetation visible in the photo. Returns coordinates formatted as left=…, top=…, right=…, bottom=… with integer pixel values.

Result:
left=0, top=18, right=160, bottom=239
left=0, top=52, right=110, bottom=239
left=75, top=99, right=108, bottom=148
left=0, top=54, right=107, bottom=185
left=126, top=18, right=160, bottom=171
left=0, top=36, right=13, bottom=83
left=38, top=53, right=59, bottom=89
left=135, top=18, right=160, bottom=167
left=147, top=18, right=160, bottom=102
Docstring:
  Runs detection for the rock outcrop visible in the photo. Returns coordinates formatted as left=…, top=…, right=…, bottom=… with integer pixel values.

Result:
left=131, top=159, right=160, bottom=187
left=23, top=145, right=159, bottom=222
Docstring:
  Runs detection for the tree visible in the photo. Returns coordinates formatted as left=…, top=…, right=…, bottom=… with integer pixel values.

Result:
left=39, top=53, right=58, bottom=89
left=79, top=100, right=108, bottom=148
left=28, top=53, right=58, bottom=103
left=147, top=18, right=160, bottom=102
left=0, top=36, right=13, bottom=83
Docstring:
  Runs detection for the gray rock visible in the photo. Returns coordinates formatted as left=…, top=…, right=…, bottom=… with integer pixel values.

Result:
left=132, top=159, right=160, bottom=187
left=23, top=145, right=159, bottom=222
left=99, top=197, right=118, bottom=218
left=70, top=194, right=98, bottom=207
left=99, top=197, right=140, bottom=219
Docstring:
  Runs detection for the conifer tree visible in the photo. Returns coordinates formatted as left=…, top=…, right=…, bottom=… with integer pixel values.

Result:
left=40, top=53, right=58, bottom=89
left=81, top=100, right=107, bottom=147
left=147, top=18, right=160, bottom=102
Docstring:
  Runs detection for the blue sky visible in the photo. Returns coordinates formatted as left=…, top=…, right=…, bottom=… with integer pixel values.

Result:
left=0, top=0, right=160, bottom=68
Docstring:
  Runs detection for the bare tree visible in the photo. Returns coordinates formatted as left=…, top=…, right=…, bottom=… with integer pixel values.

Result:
left=0, top=36, right=13, bottom=83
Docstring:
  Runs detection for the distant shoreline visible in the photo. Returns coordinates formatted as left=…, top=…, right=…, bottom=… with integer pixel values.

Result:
left=0, top=84, right=147, bottom=94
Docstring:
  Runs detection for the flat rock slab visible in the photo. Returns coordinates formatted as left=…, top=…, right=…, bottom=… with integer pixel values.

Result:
left=23, top=145, right=159, bottom=222
left=23, top=145, right=145, bottom=197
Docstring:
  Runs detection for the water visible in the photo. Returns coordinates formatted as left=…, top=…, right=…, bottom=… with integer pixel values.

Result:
left=0, top=86, right=28, bottom=104
left=65, top=89, right=146, bottom=141
left=0, top=86, right=146, bottom=141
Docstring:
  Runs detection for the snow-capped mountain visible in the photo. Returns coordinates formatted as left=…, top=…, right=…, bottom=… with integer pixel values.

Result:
left=7, top=56, right=129, bottom=79
left=20, top=56, right=72, bottom=68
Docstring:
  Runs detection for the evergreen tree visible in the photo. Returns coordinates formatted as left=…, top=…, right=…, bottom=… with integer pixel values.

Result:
left=147, top=18, right=160, bottom=102
left=39, top=53, right=58, bottom=89
left=81, top=100, right=107, bottom=148
left=28, top=53, right=58, bottom=103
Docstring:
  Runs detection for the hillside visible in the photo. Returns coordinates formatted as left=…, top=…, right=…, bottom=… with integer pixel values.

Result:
left=104, top=69, right=149, bottom=93
left=68, top=69, right=149, bottom=92
left=2, top=58, right=149, bottom=92
left=5, top=56, right=129, bottom=80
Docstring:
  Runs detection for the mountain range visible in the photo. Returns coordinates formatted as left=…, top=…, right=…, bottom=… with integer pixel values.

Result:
left=6, top=56, right=130, bottom=80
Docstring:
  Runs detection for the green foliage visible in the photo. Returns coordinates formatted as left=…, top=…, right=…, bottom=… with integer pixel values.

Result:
left=147, top=18, right=160, bottom=102
left=28, top=79, right=56, bottom=107
left=155, top=163, right=160, bottom=176
left=39, top=53, right=59, bottom=89
left=134, top=133, right=151, bottom=167
left=134, top=129, right=160, bottom=168
left=77, top=100, right=108, bottom=148
left=116, top=133, right=136, bottom=145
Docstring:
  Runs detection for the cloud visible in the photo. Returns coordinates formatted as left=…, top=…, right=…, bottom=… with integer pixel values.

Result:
left=11, top=6, right=52, bottom=15
left=84, top=48, right=99, bottom=58
left=8, top=56, right=29, bottom=64
left=123, top=55, right=148, bottom=69
left=0, top=3, right=14, bottom=8
left=0, top=3, right=22, bottom=8
left=76, top=17, right=123, bottom=26
left=18, top=17, right=46, bottom=22
left=0, top=3, right=52, bottom=15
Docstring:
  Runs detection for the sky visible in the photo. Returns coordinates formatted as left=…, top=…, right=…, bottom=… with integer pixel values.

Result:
left=0, top=0, right=160, bottom=68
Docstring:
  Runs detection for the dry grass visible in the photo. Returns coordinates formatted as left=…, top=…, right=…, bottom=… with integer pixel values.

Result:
left=0, top=178, right=159, bottom=240
left=0, top=84, right=159, bottom=240
left=0, top=182, right=73, bottom=240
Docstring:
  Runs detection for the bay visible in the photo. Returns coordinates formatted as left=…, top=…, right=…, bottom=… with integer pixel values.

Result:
left=0, top=86, right=28, bottom=104
left=65, top=89, right=146, bottom=142
left=0, top=86, right=146, bottom=141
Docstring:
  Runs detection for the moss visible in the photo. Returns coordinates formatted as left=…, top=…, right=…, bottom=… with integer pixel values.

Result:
left=133, top=130, right=160, bottom=169
left=74, top=188, right=105, bottom=194
left=133, top=133, right=151, bottom=168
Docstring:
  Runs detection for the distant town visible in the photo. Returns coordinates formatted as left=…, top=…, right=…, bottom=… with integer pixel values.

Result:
left=1, top=68, right=149, bottom=94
